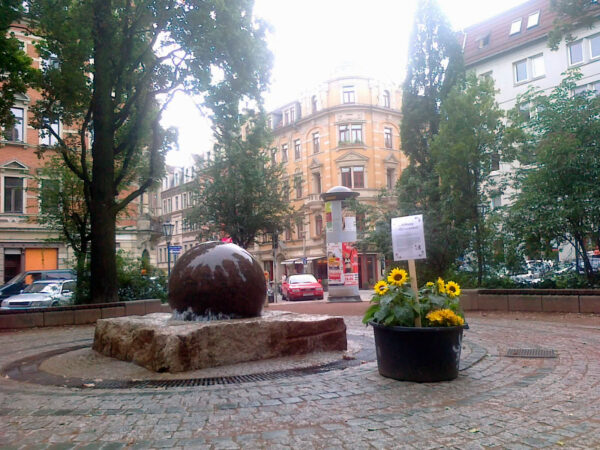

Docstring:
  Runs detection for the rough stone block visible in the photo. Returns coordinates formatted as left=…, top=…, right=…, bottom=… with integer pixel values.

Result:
left=0, top=312, right=44, bottom=329
left=125, top=301, right=146, bottom=317
left=93, top=311, right=347, bottom=373
left=459, top=290, right=478, bottom=311
left=44, top=309, right=75, bottom=327
left=101, top=306, right=126, bottom=319
left=508, top=295, right=542, bottom=312
left=477, top=294, right=508, bottom=311
left=74, top=308, right=101, bottom=325
left=579, top=296, right=600, bottom=314
left=542, top=295, right=579, bottom=313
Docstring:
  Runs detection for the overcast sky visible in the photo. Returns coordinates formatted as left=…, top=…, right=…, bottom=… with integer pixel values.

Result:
left=162, top=0, right=526, bottom=166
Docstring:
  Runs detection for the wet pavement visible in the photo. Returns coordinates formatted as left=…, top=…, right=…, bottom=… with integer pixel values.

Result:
left=0, top=309, right=599, bottom=449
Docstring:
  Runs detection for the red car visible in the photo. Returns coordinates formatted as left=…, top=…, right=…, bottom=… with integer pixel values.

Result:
left=282, top=274, right=324, bottom=301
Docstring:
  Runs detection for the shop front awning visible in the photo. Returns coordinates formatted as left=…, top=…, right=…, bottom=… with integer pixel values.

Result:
left=281, top=258, right=300, bottom=265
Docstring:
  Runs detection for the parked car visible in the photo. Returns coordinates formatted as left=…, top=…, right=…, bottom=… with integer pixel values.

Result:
left=0, top=269, right=76, bottom=300
left=282, top=274, right=324, bottom=301
left=0, top=279, right=76, bottom=310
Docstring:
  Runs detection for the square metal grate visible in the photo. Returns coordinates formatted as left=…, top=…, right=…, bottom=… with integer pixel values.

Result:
left=506, top=348, right=557, bottom=358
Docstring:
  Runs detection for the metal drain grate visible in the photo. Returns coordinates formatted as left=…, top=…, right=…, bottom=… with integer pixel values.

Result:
left=506, top=348, right=557, bottom=358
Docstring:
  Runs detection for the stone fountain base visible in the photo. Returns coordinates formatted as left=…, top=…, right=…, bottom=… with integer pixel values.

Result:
left=92, top=311, right=347, bottom=373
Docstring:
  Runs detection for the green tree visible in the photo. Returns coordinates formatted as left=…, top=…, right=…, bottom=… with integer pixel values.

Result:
left=0, top=1, right=38, bottom=130
left=32, top=155, right=90, bottom=293
left=26, top=0, right=271, bottom=302
left=396, top=0, right=464, bottom=279
left=548, top=0, right=599, bottom=50
left=187, top=112, right=292, bottom=249
left=505, top=72, right=600, bottom=282
left=431, top=73, right=504, bottom=285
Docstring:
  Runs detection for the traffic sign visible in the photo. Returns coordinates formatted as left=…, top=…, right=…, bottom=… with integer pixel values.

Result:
left=169, top=245, right=182, bottom=254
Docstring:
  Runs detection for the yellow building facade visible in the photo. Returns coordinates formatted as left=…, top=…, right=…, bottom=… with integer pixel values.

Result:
left=252, top=76, right=405, bottom=289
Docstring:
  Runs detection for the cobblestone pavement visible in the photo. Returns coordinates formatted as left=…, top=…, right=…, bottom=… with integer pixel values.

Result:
left=0, top=313, right=599, bottom=449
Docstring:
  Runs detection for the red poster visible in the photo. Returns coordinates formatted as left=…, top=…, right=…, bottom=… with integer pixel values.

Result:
left=342, top=242, right=359, bottom=286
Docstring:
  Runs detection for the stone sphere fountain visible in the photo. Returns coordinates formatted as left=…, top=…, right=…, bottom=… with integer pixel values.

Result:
left=93, top=242, right=347, bottom=373
left=168, top=242, right=265, bottom=318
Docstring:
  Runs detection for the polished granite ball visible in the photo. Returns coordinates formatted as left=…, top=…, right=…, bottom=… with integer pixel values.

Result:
left=168, top=241, right=266, bottom=318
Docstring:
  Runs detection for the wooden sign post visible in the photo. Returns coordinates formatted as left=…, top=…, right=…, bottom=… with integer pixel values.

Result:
left=391, top=215, right=426, bottom=328
left=408, top=259, right=421, bottom=327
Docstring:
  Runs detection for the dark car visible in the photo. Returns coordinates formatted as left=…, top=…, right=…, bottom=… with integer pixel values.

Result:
left=0, top=269, right=76, bottom=300
left=282, top=274, right=324, bottom=301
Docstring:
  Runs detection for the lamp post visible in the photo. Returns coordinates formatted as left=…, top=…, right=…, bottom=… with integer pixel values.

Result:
left=162, top=221, right=175, bottom=279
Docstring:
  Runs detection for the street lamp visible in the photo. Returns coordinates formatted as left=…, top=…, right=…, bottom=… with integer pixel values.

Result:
left=162, top=221, right=175, bottom=279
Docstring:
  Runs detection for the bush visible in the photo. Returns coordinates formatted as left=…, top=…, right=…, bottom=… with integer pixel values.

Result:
left=74, top=251, right=167, bottom=303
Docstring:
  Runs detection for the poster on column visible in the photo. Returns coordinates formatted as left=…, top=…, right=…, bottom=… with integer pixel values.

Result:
left=391, top=214, right=427, bottom=261
left=326, top=242, right=343, bottom=285
left=325, top=202, right=333, bottom=232
left=342, top=242, right=359, bottom=286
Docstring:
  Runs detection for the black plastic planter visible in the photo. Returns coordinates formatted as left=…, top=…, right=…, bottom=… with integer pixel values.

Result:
left=370, top=321, right=465, bottom=382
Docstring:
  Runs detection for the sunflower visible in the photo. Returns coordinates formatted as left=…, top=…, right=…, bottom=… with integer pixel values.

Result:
left=425, top=281, right=434, bottom=288
left=436, top=277, right=445, bottom=294
left=426, top=308, right=464, bottom=327
left=445, top=281, right=461, bottom=298
left=373, top=280, right=389, bottom=295
left=387, top=268, right=408, bottom=286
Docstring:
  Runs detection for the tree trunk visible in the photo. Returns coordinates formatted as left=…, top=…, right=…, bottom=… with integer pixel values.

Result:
left=89, top=0, right=118, bottom=303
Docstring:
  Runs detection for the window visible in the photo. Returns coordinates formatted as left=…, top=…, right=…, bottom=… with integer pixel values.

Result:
left=271, top=148, right=277, bottom=164
left=40, top=179, right=59, bottom=213
left=313, top=173, right=321, bottom=194
left=492, top=196, right=502, bottom=209
left=351, top=124, right=363, bottom=143
left=527, top=11, right=539, bottom=28
left=296, top=221, right=303, bottom=239
left=313, top=132, right=320, bottom=153
left=386, top=169, right=395, bottom=189
left=294, top=139, right=301, bottom=160
left=182, top=193, right=187, bottom=209
left=569, top=41, right=583, bottom=65
left=384, top=127, right=392, bottom=148
left=283, top=106, right=295, bottom=125
left=514, top=54, right=544, bottom=83
left=281, top=144, right=288, bottom=162
left=163, top=199, right=167, bottom=213
left=478, top=34, right=490, bottom=49
left=3, top=177, right=24, bottom=213
left=294, top=175, right=302, bottom=198
left=315, top=215, right=323, bottom=236
left=284, top=227, right=291, bottom=241
left=342, top=85, right=355, bottom=103
left=5, top=107, right=24, bottom=142
left=590, top=34, right=600, bottom=59
left=175, top=221, right=179, bottom=234
left=339, top=124, right=350, bottom=143
left=382, top=90, right=390, bottom=107
left=174, top=172, right=179, bottom=186
left=283, top=181, right=290, bottom=201
left=40, top=119, right=60, bottom=146
left=175, top=196, right=179, bottom=210
left=514, top=59, right=528, bottom=82
left=311, top=95, right=318, bottom=113
left=594, top=81, right=600, bottom=96
left=509, top=19, right=522, bottom=35
left=167, top=198, right=172, bottom=212
left=341, top=166, right=364, bottom=188
left=491, top=152, right=500, bottom=171
left=519, top=103, right=531, bottom=121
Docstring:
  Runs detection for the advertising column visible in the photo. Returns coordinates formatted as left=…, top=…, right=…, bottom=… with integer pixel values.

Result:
left=321, top=186, right=361, bottom=302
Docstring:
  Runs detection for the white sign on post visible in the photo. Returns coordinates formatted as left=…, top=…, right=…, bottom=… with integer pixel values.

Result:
left=391, top=214, right=427, bottom=261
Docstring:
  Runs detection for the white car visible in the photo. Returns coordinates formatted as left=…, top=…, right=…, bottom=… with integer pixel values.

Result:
left=0, top=280, right=76, bottom=309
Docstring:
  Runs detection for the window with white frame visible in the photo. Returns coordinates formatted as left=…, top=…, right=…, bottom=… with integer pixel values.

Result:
left=509, top=19, right=522, bottom=35
left=3, top=176, right=24, bottom=213
left=386, top=168, right=395, bottom=189
left=339, top=124, right=350, bottom=143
left=313, top=172, right=321, bottom=194
left=568, top=41, right=583, bottom=65
left=281, top=143, right=288, bottom=162
left=351, top=124, right=363, bottom=143
left=312, top=131, right=320, bottom=153
left=590, top=34, right=600, bottom=59
left=342, top=85, right=355, bottom=103
left=514, top=54, right=544, bottom=83
left=341, top=166, right=364, bottom=188
left=167, top=198, right=172, bottom=212
left=382, top=90, right=390, bottom=107
left=384, top=127, right=392, bottom=148
left=527, top=11, right=539, bottom=28
left=311, top=95, right=318, bottom=113
left=4, top=107, right=24, bottom=142
left=175, top=196, right=179, bottom=210
left=163, top=199, right=167, bottom=213
left=182, top=192, right=187, bottom=209
left=40, top=119, right=60, bottom=146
